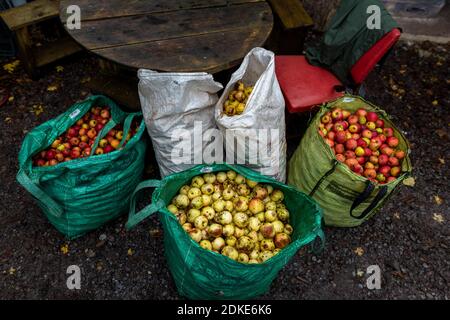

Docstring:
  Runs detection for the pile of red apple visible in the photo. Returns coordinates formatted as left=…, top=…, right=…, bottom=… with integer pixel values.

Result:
left=33, top=106, right=139, bottom=167
left=318, top=107, right=405, bottom=184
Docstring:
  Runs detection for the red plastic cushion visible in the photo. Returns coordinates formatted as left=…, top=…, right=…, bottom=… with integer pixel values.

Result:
left=275, top=55, right=344, bottom=113
left=351, top=28, right=401, bottom=84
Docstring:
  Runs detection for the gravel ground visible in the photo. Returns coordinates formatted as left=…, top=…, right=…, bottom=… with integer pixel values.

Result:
left=0, top=40, right=448, bottom=300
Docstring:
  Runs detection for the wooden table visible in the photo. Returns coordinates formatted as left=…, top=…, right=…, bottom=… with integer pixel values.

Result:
left=59, top=0, right=273, bottom=74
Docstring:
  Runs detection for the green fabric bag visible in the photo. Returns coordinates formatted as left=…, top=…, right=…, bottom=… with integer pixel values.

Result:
left=126, top=164, right=324, bottom=300
left=306, top=0, right=399, bottom=86
left=17, top=95, right=147, bottom=239
left=288, top=95, right=412, bottom=227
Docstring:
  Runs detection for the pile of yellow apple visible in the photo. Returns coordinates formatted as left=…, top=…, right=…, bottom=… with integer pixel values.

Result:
left=223, top=81, right=253, bottom=116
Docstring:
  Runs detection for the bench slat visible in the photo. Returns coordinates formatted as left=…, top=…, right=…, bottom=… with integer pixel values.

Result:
left=268, top=0, right=313, bottom=29
left=0, top=0, right=59, bottom=31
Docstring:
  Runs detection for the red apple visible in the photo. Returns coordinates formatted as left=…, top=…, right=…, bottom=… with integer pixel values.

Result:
left=357, top=138, right=368, bottom=148
left=378, top=154, right=389, bottom=166
left=352, top=163, right=363, bottom=174
left=100, top=109, right=110, bottom=119
left=387, top=136, right=399, bottom=148
left=70, top=149, right=81, bottom=159
left=67, top=127, right=78, bottom=137
left=369, top=155, right=378, bottom=165
left=364, top=148, right=372, bottom=157
left=387, top=176, right=396, bottom=183
left=383, top=127, right=394, bottom=137
left=345, top=150, right=356, bottom=159
left=362, top=129, right=372, bottom=139
left=364, top=168, right=377, bottom=179
left=87, top=128, right=97, bottom=139
left=336, top=154, right=346, bottom=162
left=346, top=139, right=357, bottom=150
left=348, top=115, right=359, bottom=125
left=365, top=162, right=375, bottom=170
left=356, top=108, right=368, bottom=117
left=378, top=134, right=387, bottom=143
left=335, top=144, right=345, bottom=154
left=352, top=133, right=361, bottom=140
left=379, top=166, right=391, bottom=177
left=45, top=150, right=56, bottom=160
left=395, top=150, right=405, bottom=160
left=36, top=159, right=46, bottom=167
left=104, top=145, right=114, bottom=153
left=376, top=119, right=384, bottom=128
left=327, top=131, right=335, bottom=141
left=55, top=153, right=64, bottom=162
left=348, top=124, right=360, bottom=133
left=325, top=139, right=334, bottom=148
left=388, top=157, right=400, bottom=167
left=366, top=111, right=378, bottom=122
left=356, top=156, right=366, bottom=165
left=345, top=158, right=359, bottom=168
left=381, top=146, right=394, bottom=156
left=95, top=123, right=104, bottom=132
left=342, top=110, right=351, bottom=119
left=335, top=131, right=347, bottom=144
left=331, top=108, right=343, bottom=121
left=69, top=137, right=80, bottom=147
left=334, top=122, right=345, bottom=132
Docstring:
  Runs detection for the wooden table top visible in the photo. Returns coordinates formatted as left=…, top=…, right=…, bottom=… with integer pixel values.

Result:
left=60, top=0, right=273, bottom=73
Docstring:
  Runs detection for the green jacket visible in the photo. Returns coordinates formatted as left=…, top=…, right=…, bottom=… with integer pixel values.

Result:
left=306, top=0, right=398, bottom=86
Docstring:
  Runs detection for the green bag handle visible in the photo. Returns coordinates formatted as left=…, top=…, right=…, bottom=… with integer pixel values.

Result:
left=16, top=169, right=63, bottom=218
left=126, top=179, right=165, bottom=229
left=350, top=184, right=388, bottom=220
left=310, top=160, right=389, bottom=221
left=89, top=113, right=139, bottom=157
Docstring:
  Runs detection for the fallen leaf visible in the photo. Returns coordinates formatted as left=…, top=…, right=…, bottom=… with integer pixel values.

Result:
left=394, top=212, right=400, bottom=219
left=96, top=262, right=103, bottom=271
left=3, top=60, right=20, bottom=73
left=149, top=228, right=162, bottom=238
left=8, top=267, right=16, bottom=275
left=4, top=117, right=12, bottom=123
left=434, top=195, right=443, bottom=205
left=432, top=100, right=439, bottom=106
left=354, top=247, right=364, bottom=256
left=356, top=269, right=365, bottom=277
left=47, top=85, right=58, bottom=92
left=438, top=158, right=445, bottom=165
left=8, top=96, right=14, bottom=102
left=436, top=129, right=448, bottom=139
left=433, top=213, right=444, bottom=224
left=56, top=66, right=64, bottom=73
left=80, top=76, right=91, bottom=84
left=403, top=177, right=416, bottom=187
left=60, top=244, right=69, bottom=255
left=127, top=248, right=134, bottom=256
left=31, top=105, right=45, bottom=116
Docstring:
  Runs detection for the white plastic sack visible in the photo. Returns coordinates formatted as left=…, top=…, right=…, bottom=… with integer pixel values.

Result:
left=138, top=70, right=223, bottom=177
left=215, top=48, right=287, bottom=182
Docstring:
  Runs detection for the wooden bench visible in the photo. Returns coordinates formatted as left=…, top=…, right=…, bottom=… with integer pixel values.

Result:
left=267, top=0, right=314, bottom=54
left=0, top=0, right=82, bottom=77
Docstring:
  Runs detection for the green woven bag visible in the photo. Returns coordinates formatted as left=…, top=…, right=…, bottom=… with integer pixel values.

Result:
left=17, top=95, right=147, bottom=239
left=126, top=163, right=324, bottom=300
left=288, top=95, right=412, bottom=227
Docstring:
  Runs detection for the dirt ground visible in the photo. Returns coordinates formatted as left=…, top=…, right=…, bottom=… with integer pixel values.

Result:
left=0, top=40, right=448, bottom=300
